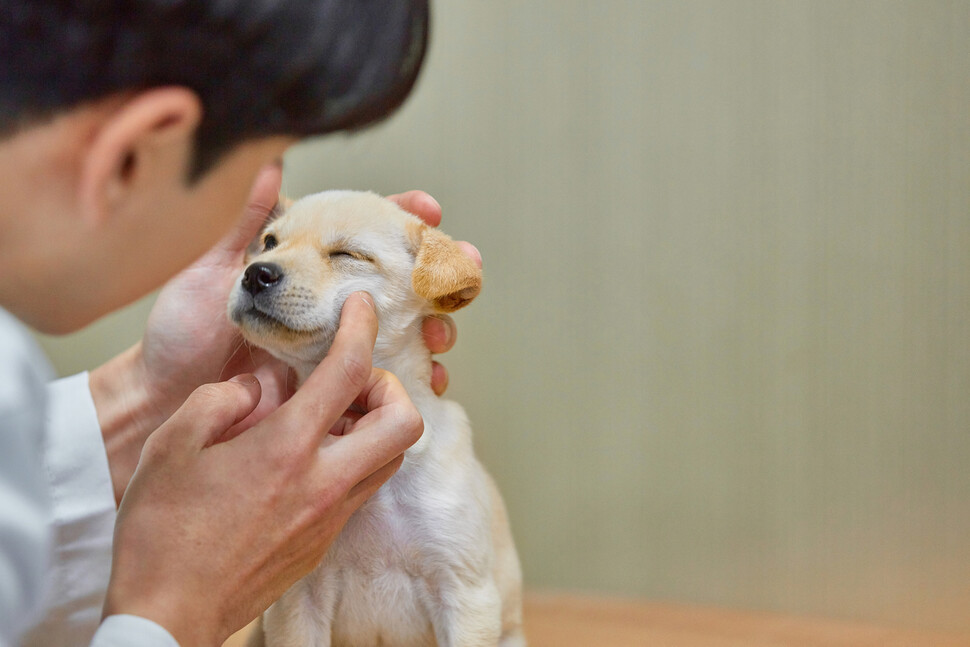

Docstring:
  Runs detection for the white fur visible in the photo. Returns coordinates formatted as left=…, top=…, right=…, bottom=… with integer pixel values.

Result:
left=228, top=191, right=525, bottom=647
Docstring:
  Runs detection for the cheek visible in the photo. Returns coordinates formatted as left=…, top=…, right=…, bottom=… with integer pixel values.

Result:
left=311, top=269, right=392, bottom=315
left=132, top=186, right=255, bottom=300
left=319, top=274, right=384, bottom=309
left=192, top=183, right=258, bottom=249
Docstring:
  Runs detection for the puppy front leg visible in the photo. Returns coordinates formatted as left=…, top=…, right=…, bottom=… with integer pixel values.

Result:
left=430, top=579, right=503, bottom=647
left=263, top=572, right=338, bottom=647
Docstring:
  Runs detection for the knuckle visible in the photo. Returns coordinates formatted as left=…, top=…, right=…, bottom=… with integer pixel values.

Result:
left=140, top=429, right=174, bottom=464
left=396, top=402, right=425, bottom=444
left=189, top=382, right=227, bottom=408
left=187, top=382, right=247, bottom=420
left=339, top=353, right=371, bottom=389
left=371, top=366, right=395, bottom=388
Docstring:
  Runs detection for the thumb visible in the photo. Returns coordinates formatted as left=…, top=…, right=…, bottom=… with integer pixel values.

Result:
left=274, top=292, right=378, bottom=441
left=216, top=161, right=284, bottom=257
left=167, top=375, right=263, bottom=449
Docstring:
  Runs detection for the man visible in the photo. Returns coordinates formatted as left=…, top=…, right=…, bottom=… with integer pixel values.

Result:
left=0, top=2, right=476, bottom=645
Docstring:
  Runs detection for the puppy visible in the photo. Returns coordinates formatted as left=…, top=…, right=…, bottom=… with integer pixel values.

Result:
left=228, top=191, right=525, bottom=647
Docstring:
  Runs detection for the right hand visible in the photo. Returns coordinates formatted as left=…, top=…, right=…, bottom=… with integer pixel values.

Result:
left=102, top=293, right=423, bottom=647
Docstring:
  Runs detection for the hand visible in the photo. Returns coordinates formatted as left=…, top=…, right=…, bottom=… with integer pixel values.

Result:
left=103, top=294, right=424, bottom=647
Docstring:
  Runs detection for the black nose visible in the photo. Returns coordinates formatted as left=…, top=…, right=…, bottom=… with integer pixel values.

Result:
left=242, top=262, right=283, bottom=296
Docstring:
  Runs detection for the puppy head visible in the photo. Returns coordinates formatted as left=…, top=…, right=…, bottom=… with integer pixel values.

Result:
left=228, top=190, right=481, bottom=368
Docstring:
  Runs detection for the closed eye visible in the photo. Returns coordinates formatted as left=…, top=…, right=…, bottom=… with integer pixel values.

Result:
left=329, top=249, right=372, bottom=262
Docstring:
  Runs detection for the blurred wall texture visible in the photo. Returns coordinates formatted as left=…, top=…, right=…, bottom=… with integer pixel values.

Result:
left=37, top=1, right=970, bottom=633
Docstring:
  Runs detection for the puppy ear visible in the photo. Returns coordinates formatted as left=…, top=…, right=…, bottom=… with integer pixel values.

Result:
left=412, top=226, right=482, bottom=312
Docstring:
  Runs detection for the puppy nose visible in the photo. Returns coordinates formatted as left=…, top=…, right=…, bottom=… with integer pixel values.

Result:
left=242, top=262, right=283, bottom=296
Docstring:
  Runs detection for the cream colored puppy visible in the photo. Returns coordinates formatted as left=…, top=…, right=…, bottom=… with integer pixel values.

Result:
left=228, top=191, right=525, bottom=647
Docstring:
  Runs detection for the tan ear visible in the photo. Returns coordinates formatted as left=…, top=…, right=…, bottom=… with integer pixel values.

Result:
left=412, top=226, right=482, bottom=312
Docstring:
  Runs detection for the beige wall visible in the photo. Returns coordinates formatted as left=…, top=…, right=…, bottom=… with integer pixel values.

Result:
left=37, top=1, right=970, bottom=632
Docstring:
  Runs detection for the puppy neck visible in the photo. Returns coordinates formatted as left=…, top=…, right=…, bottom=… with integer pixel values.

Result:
left=374, top=320, right=436, bottom=401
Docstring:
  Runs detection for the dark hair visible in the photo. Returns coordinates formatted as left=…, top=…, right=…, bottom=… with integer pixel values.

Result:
left=0, top=0, right=429, bottom=178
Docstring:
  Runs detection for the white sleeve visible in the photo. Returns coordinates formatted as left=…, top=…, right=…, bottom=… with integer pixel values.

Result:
left=0, top=414, right=50, bottom=647
left=0, top=309, right=53, bottom=647
left=90, top=615, right=180, bottom=647
left=0, top=311, right=179, bottom=647
left=20, top=373, right=118, bottom=647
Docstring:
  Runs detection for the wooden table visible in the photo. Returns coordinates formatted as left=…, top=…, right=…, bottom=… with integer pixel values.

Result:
left=224, top=592, right=970, bottom=646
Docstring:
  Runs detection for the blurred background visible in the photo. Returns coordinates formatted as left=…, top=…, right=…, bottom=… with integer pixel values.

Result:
left=36, top=0, right=970, bottom=634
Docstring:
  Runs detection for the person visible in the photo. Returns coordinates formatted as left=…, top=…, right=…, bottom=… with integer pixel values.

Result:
left=0, top=2, right=478, bottom=645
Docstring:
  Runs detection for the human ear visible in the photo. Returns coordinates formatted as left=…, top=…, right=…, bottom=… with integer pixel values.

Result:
left=78, top=87, right=203, bottom=225
left=411, top=224, right=482, bottom=313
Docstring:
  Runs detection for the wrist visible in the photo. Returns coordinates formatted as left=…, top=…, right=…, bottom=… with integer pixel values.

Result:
left=103, top=592, right=223, bottom=647
left=89, top=342, right=175, bottom=504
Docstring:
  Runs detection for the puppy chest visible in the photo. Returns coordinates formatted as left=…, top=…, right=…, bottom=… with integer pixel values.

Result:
left=330, top=490, right=421, bottom=572
left=328, top=496, right=436, bottom=646
left=330, top=570, right=437, bottom=647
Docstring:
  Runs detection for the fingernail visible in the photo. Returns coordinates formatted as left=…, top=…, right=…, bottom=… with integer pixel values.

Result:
left=431, top=361, right=449, bottom=396
left=229, top=374, right=259, bottom=385
left=457, top=241, right=483, bottom=269
left=353, top=291, right=375, bottom=310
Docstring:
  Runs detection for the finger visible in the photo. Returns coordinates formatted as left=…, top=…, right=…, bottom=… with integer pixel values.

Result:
left=166, top=375, right=263, bottom=449
left=456, top=241, right=483, bottom=269
left=320, top=401, right=421, bottom=490
left=387, top=190, right=442, bottom=227
left=430, top=361, right=449, bottom=396
left=327, top=408, right=363, bottom=437
left=221, top=363, right=296, bottom=440
left=217, top=160, right=284, bottom=256
left=319, top=370, right=423, bottom=484
left=422, top=315, right=456, bottom=354
left=350, top=367, right=414, bottom=417
left=273, top=292, right=378, bottom=439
